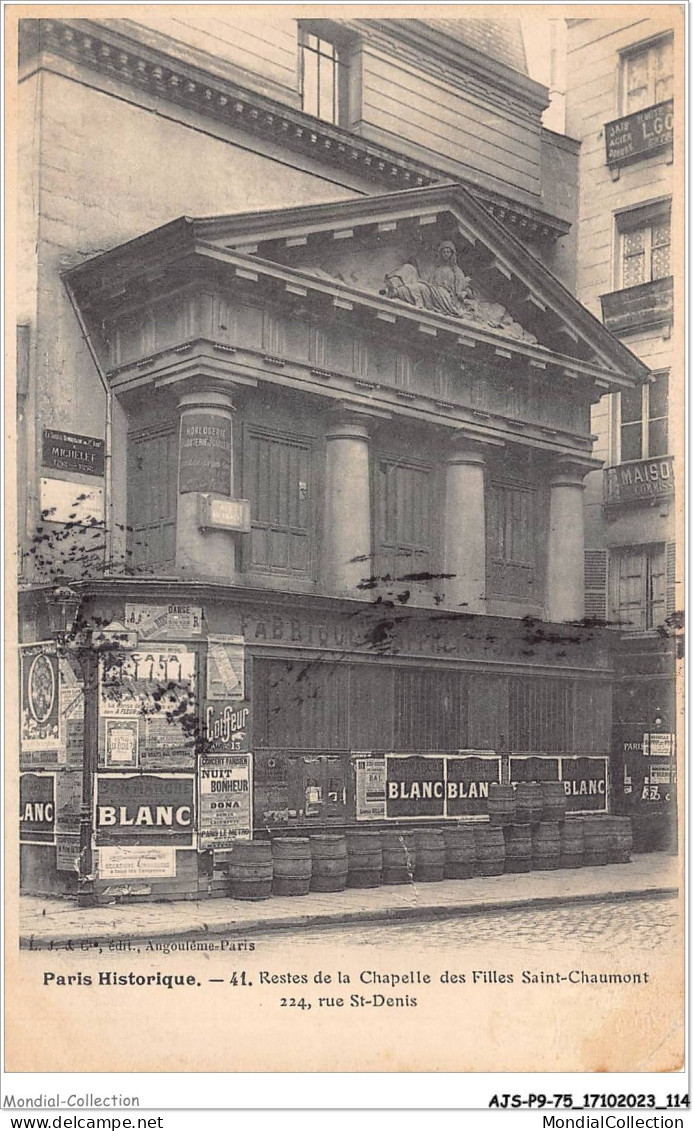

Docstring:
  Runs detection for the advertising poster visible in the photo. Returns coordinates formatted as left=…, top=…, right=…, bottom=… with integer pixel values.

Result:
left=19, top=773, right=56, bottom=844
left=58, top=654, right=84, bottom=767
left=20, top=644, right=61, bottom=751
left=99, top=650, right=197, bottom=768
left=55, top=771, right=82, bottom=871
left=353, top=756, right=386, bottom=820
left=204, top=700, right=250, bottom=753
left=198, top=754, right=253, bottom=848
left=96, top=846, right=177, bottom=880
left=206, top=635, right=245, bottom=700
left=104, top=717, right=140, bottom=767
left=95, top=774, right=195, bottom=846
left=124, top=603, right=203, bottom=640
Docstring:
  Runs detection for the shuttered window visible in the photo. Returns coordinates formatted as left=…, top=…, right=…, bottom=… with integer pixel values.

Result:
left=244, top=429, right=314, bottom=577
left=584, top=549, right=609, bottom=621
left=509, top=677, right=573, bottom=752
left=127, top=428, right=177, bottom=570
left=612, top=543, right=667, bottom=632
left=375, top=459, right=433, bottom=582
left=666, top=541, right=677, bottom=616
left=486, top=480, right=537, bottom=600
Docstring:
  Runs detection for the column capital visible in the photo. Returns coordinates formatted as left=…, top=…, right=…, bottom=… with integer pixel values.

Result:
left=549, top=454, right=601, bottom=489
left=445, top=428, right=503, bottom=466
left=325, top=401, right=384, bottom=443
left=177, top=386, right=236, bottom=415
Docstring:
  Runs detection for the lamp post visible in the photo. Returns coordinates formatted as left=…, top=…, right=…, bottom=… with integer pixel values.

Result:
left=44, top=585, right=136, bottom=907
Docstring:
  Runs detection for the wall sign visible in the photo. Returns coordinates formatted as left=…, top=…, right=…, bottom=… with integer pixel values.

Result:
left=205, top=700, right=250, bottom=752
left=20, top=772, right=56, bottom=843
left=560, top=756, right=608, bottom=813
left=97, top=846, right=177, bottom=880
left=609, top=457, right=674, bottom=505
left=198, top=754, right=253, bottom=849
left=95, top=774, right=195, bottom=845
left=42, top=429, right=105, bottom=476
left=40, top=477, right=105, bottom=525
left=124, top=604, right=203, bottom=640
left=605, top=99, right=673, bottom=167
left=354, top=756, right=386, bottom=820
left=20, top=645, right=61, bottom=752
left=178, top=412, right=232, bottom=496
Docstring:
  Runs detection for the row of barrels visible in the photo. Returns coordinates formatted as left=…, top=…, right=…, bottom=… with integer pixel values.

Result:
left=488, top=781, right=570, bottom=825
left=227, top=818, right=633, bottom=900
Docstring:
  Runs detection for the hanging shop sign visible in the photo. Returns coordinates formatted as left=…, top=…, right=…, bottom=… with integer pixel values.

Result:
left=55, top=771, right=82, bottom=871
left=204, top=700, right=250, bottom=753
left=354, top=753, right=501, bottom=820
left=178, top=412, right=232, bottom=496
left=42, top=428, right=105, bottom=476
left=198, top=754, right=253, bottom=849
left=97, top=845, right=177, bottom=880
left=207, top=636, right=245, bottom=700
left=605, top=99, right=673, bottom=168
left=104, top=718, right=139, bottom=768
left=95, top=774, right=195, bottom=846
left=124, top=604, right=203, bottom=640
left=20, top=772, right=56, bottom=843
left=20, top=645, right=61, bottom=752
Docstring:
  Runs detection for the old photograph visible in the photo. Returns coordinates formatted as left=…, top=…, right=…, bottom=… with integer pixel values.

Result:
left=4, top=3, right=685, bottom=1082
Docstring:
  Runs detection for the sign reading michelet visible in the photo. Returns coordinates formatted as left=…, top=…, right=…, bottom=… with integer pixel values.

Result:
left=198, top=754, right=253, bottom=849
left=178, top=412, right=232, bottom=496
left=95, top=774, right=195, bottom=846
left=124, top=604, right=203, bottom=640
left=605, top=99, right=673, bottom=167
left=354, top=753, right=501, bottom=820
left=42, top=428, right=105, bottom=476
left=20, top=644, right=61, bottom=751
left=20, top=772, right=56, bottom=843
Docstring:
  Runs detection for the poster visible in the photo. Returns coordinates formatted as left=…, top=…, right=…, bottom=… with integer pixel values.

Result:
left=204, top=700, right=250, bottom=753
left=125, top=603, right=203, bottom=640
left=206, top=635, right=245, bottom=700
left=19, top=773, right=56, bottom=844
left=104, top=717, right=139, bottom=767
left=55, top=771, right=82, bottom=872
left=95, top=774, right=195, bottom=846
left=97, top=846, right=177, bottom=880
left=353, top=756, right=386, bottom=820
left=198, top=754, right=253, bottom=848
left=20, top=644, right=61, bottom=751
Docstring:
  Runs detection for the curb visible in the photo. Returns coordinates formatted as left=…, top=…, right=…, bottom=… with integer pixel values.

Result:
left=19, top=884, right=678, bottom=949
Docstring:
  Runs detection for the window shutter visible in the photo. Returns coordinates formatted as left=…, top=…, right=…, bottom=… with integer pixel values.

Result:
left=666, top=541, right=677, bottom=617
left=584, top=549, right=608, bottom=620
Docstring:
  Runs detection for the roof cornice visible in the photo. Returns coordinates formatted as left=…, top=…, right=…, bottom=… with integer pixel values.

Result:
left=19, top=16, right=569, bottom=243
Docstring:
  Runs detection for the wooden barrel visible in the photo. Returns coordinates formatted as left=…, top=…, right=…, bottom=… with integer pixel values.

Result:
left=346, top=830, right=382, bottom=888
left=604, top=817, right=633, bottom=864
left=309, top=834, right=348, bottom=893
left=414, top=829, right=445, bottom=882
left=503, top=823, right=532, bottom=873
left=271, top=837, right=312, bottom=896
left=583, top=817, right=610, bottom=866
left=443, top=825, right=477, bottom=879
left=487, top=784, right=517, bottom=827
left=473, top=823, right=505, bottom=876
left=560, top=818, right=584, bottom=869
left=532, top=821, right=561, bottom=871
left=541, top=781, right=568, bottom=823
left=228, top=841, right=273, bottom=901
left=514, top=782, right=543, bottom=825
left=381, top=830, right=416, bottom=884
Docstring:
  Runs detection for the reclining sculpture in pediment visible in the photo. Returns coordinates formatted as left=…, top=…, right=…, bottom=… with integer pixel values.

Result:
left=381, top=240, right=537, bottom=344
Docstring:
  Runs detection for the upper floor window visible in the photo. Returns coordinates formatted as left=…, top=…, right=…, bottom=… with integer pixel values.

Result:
left=375, top=458, right=434, bottom=585
left=616, top=200, right=671, bottom=289
left=621, top=36, right=673, bottom=115
left=619, top=370, right=669, bottom=463
left=243, top=427, right=314, bottom=579
left=486, top=479, right=538, bottom=603
left=127, top=427, right=177, bottom=571
left=299, top=25, right=351, bottom=126
left=612, top=543, right=667, bottom=632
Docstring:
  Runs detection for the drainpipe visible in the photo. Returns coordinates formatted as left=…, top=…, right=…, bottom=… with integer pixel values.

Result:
left=62, top=277, right=113, bottom=570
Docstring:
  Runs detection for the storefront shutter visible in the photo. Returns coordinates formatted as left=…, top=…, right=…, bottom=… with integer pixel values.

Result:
left=584, top=549, right=608, bottom=620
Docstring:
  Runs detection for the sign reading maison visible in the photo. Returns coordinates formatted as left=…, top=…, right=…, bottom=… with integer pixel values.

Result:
left=605, top=100, right=673, bottom=167
left=42, top=429, right=105, bottom=476
left=607, top=456, right=674, bottom=505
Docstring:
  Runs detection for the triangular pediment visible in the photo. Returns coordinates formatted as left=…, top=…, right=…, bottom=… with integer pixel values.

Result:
left=189, top=183, right=646, bottom=378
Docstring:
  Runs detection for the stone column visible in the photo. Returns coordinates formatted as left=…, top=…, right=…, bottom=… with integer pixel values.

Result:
left=546, top=457, right=590, bottom=622
left=176, top=387, right=236, bottom=578
left=324, top=406, right=372, bottom=597
left=443, top=438, right=488, bottom=613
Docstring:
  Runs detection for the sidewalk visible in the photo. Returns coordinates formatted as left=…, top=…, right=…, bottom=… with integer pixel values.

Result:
left=19, top=852, right=679, bottom=948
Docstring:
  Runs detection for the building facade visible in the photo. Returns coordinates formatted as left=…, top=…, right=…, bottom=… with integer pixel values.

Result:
left=566, top=14, right=682, bottom=850
left=16, top=15, right=646, bottom=901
